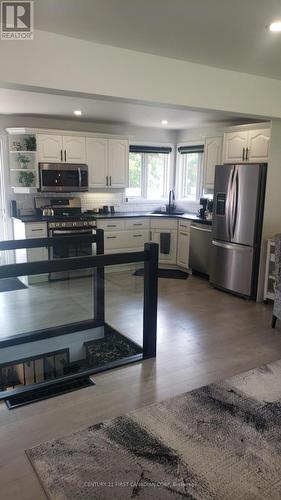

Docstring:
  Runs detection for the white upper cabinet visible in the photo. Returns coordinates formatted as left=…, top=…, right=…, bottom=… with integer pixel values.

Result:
left=38, top=134, right=85, bottom=163
left=86, top=137, right=108, bottom=188
left=63, top=136, right=86, bottom=163
left=108, top=139, right=128, bottom=188
left=247, top=129, right=270, bottom=162
left=86, top=138, right=128, bottom=189
left=223, top=128, right=270, bottom=163
left=223, top=131, right=248, bottom=163
left=38, top=134, right=63, bottom=162
left=204, top=136, right=223, bottom=188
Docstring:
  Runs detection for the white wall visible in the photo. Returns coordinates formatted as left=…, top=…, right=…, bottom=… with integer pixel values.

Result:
left=262, top=119, right=281, bottom=240
left=0, top=30, right=281, bottom=119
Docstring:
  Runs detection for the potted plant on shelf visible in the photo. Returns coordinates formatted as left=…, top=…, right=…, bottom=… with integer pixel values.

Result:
left=18, top=171, right=35, bottom=187
left=23, top=136, right=36, bottom=151
left=17, top=154, right=31, bottom=169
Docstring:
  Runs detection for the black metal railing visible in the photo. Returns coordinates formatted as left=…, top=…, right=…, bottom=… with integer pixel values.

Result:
left=0, top=233, right=159, bottom=390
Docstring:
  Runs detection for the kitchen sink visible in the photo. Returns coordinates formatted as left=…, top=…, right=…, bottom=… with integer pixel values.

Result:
left=151, top=210, right=185, bottom=216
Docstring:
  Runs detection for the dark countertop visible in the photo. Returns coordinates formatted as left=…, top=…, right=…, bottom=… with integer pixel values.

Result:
left=13, top=212, right=212, bottom=225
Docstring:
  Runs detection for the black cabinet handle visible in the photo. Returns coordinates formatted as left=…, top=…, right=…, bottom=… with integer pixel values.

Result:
left=106, top=176, right=108, bottom=186
left=107, top=236, right=117, bottom=239
left=246, top=147, right=249, bottom=161
left=109, top=176, right=112, bottom=186
left=133, top=234, right=142, bottom=237
left=64, top=150, right=66, bottom=162
left=242, top=147, right=245, bottom=161
left=60, top=149, right=63, bottom=161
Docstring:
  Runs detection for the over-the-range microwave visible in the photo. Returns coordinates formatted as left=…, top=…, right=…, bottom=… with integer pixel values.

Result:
left=39, top=163, right=88, bottom=192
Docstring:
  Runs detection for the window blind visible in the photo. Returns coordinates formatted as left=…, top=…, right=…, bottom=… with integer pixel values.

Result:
left=178, top=145, right=204, bottom=154
left=129, top=145, right=172, bottom=154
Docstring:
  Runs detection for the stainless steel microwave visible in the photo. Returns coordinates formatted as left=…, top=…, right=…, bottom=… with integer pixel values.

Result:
left=39, top=163, right=88, bottom=192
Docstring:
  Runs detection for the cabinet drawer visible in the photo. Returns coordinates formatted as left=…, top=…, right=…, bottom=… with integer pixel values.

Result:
left=25, top=223, right=47, bottom=238
left=124, top=218, right=149, bottom=230
left=97, top=219, right=125, bottom=231
left=104, top=231, right=129, bottom=250
left=127, top=230, right=150, bottom=248
left=178, top=220, right=191, bottom=232
left=150, top=218, right=178, bottom=230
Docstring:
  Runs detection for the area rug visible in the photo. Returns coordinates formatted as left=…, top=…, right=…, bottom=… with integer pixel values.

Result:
left=134, top=268, right=189, bottom=279
left=0, top=277, right=27, bottom=293
left=26, top=359, right=281, bottom=500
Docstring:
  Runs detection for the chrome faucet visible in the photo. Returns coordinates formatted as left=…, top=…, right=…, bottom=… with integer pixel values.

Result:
left=168, top=190, right=175, bottom=213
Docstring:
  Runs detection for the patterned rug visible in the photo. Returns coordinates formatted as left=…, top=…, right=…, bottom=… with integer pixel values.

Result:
left=26, top=360, right=281, bottom=500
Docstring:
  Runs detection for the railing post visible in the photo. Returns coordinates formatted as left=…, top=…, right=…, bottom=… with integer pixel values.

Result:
left=143, top=242, right=159, bottom=358
left=94, top=229, right=105, bottom=324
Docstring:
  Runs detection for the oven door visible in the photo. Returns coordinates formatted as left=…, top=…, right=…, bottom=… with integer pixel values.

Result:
left=49, top=228, right=94, bottom=280
left=39, top=164, right=88, bottom=192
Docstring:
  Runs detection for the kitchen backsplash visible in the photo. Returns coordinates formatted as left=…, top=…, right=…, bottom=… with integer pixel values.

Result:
left=12, top=191, right=199, bottom=215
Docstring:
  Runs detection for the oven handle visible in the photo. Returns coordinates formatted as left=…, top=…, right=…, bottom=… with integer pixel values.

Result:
left=50, top=229, right=94, bottom=235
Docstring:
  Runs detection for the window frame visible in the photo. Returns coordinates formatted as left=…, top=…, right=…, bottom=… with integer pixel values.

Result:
left=126, top=144, right=174, bottom=203
left=176, top=142, right=205, bottom=203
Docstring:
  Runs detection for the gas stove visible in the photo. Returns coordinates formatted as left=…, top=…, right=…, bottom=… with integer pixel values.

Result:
left=35, top=196, right=96, bottom=229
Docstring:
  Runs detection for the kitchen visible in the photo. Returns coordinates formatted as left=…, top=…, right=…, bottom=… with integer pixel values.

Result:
left=1, top=2, right=281, bottom=497
left=3, top=117, right=271, bottom=302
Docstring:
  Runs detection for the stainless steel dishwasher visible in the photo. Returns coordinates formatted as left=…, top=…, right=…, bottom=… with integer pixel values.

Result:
left=189, top=222, right=212, bottom=276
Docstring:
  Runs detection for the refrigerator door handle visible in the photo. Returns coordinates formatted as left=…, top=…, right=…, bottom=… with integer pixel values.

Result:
left=226, top=166, right=235, bottom=241
left=230, top=167, right=239, bottom=239
left=212, top=240, right=251, bottom=252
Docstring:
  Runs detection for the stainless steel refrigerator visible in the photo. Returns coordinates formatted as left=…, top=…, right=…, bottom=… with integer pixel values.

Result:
left=210, top=163, right=267, bottom=299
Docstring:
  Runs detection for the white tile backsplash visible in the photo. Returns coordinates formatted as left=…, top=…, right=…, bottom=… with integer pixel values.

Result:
left=13, top=191, right=199, bottom=215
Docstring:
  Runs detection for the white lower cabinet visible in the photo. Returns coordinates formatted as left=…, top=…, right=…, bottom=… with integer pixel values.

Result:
left=97, top=218, right=150, bottom=261
left=97, top=216, right=192, bottom=269
left=177, top=231, right=190, bottom=269
left=177, top=220, right=190, bottom=269
left=151, top=230, right=177, bottom=265
left=104, top=230, right=150, bottom=252
left=13, top=220, right=48, bottom=285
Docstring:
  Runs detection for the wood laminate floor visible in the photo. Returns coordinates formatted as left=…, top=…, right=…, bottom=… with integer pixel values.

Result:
left=0, top=272, right=281, bottom=500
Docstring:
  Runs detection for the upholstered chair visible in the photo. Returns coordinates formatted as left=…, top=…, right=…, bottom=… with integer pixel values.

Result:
left=272, top=234, right=281, bottom=328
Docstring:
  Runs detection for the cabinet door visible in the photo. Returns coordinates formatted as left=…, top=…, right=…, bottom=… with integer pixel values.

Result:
left=151, top=230, right=177, bottom=264
left=63, top=136, right=86, bottom=163
left=108, top=139, right=128, bottom=188
left=177, top=231, right=190, bottom=269
left=247, top=129, right=270, bottom=162
left=104, top=231, right=131, bottom=251
left=223, top=131, right=248, bottom=163
left=86, top=137, right=108, bottom=188
left=204, top=136, right=223, bottom=188
left=37, top=134, right=63, bottom=163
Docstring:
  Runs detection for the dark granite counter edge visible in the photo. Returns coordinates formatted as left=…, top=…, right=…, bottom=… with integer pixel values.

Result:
left=12, top=212, right=212, bottom=225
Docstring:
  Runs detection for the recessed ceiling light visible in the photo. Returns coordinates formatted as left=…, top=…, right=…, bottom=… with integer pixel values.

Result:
left=269, top=21, right=281, bottom=32
left=74, top=110, right=82, bottom=116
left=161, top=120, right=168, bottom=125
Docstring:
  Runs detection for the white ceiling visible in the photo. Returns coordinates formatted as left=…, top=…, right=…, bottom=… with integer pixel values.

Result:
left=35, top=0, right=281, bottom=80
left=0, top=88, right=257, bottom=129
